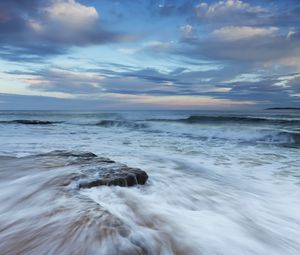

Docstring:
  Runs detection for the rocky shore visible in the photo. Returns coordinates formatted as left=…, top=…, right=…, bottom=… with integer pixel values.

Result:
left=0, top=150, right=151, bottom=255
left=29, top=150, right=149, bottom=189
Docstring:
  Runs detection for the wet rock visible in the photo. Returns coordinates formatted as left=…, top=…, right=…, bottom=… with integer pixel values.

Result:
left=79, top=166, right=148, bottom=188
left=21, top=150, right=148, bottom=188
left=36, top=150, right=98, bottom=158
left=0, top=150, right=149, bottom=255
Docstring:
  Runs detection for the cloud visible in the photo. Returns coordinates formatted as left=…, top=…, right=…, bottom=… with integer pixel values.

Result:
left=273, top=73, right=300, bottom=89
left=117, top=48, right=138, bottom=55
left=0, top=91, right=257, bottom=110
left=11, top=67, right=178, bottom=96
left=196, top=0, right=265, bottom=15
left=179, top=28, right=300, bottom=69
left=0, top=0, right=131, bottom=61
left=136, top=2, right=300, bottom=72
left=111, top=94, right=256, bottom=108
left=143, top=40, right=174, bottom=50
left=0, top=92, right=145, bottom=110
left=201, top=72, right=300, bottom=107
left=195, top=0, right=267, bottom=25
left=45, top=0, right=99, bottom=28
left=156, top=0, right=196, bottom=16
left=180, top=24, right=194, bottom=38
left=213, top=26, right=278, bottom=41
left=1, top=0, right=300, bottom=109
left=6, top=59, right=300, bottom=108
left=20, top=69, right=104, bottom=94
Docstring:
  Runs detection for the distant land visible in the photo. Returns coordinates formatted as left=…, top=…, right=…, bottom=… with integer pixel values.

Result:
left=265, top=107, right=300, bottom=110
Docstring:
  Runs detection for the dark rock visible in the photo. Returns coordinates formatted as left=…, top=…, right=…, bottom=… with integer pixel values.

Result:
left=36, top=150, right=98, bottom=158
left=22, top=150, right=148, bottom=188
left=79, top=167, right=148, bottom=188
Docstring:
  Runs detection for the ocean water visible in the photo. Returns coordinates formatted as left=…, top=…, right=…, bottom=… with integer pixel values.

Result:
left=0, top=110, right=300, bottom=255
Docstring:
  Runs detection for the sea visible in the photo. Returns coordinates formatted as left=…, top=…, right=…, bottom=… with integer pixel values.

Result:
left=0, top=110, right=299, bottom=255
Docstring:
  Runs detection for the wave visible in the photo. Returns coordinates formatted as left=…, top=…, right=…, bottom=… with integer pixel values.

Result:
left=190, top=129, right=300, bottom=145
left=186, top=116, right=300, bottom=125
left=96, top=120, right=148, bottom=129
left=250, top=130, right=300, bottom=145
left=147, top=115, right=300, bottom=125
left=286, top=131, right=300, bottom=144
left=0, top=118, right=148, bottom=129
left=146, top=123, right=300, bottom=145
left=0, top=119, right=61, bottom=125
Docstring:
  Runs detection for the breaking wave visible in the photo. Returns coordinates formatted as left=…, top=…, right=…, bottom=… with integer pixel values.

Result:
left=207, top=130, right=300, bottom=145
left=147, top=115, right=300, bottom=125
left=150, top=125, right=300, bottom=145
left=96, top=120, right=148, bottom=129
left=0, top=119, right=148, bottom=129
left=187, top=129, right=300, bottom=145
left=0, top=119, right=61, bottom=125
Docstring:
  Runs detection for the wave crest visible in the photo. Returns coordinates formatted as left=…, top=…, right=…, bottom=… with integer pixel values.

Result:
left=147, top=115, right=300, bottom=125
left=0, top=119, right=60, bottom=125
left=96, top=120, right=148, bottom=129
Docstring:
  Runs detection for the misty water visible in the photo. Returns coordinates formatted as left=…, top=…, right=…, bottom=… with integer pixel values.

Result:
left=0, top=110, right=300, bottom=255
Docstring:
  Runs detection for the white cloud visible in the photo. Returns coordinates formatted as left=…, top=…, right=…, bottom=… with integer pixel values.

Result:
left=273, top=74, right=300, bottom=88
left=143, top=40, right=173, bottom=49
left=209, top=87, right=232, bottom=92
left=111, top=94, right=256, bottom=107
left=196, top=0, right=266, bottom=18
left=287, top=29, right=296, bottom=38
left=180, top=24, right=193, bottom=38
left=117, top=48, right=137, bottom=55
left=276, top=56, right=300, bottom=71
left=213, top=26, right=278, bottom=41
left=45, top=0, right=99, bottom=28
left=21, top=68, right=104, bottom=94
left=28, top=20, right=44, bottom=32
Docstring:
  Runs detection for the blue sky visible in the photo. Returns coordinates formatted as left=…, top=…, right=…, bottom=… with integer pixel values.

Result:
left=0, top=0, right=299, bottom=110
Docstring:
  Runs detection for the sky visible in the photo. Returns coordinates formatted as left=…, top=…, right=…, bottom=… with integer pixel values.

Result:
left=0, top=0, right=300, bottom=110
